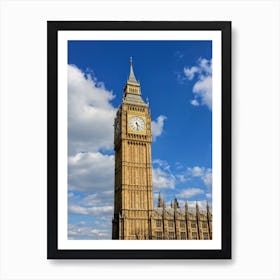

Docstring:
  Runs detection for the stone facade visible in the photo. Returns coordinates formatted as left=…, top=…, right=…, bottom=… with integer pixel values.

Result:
left=112, top=58, right=212, bottom=240
left=151, top=197, right=212, bottom=240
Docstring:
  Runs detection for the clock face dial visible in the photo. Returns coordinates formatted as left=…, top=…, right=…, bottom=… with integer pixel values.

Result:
left=128, top=116, right=146, bottom=132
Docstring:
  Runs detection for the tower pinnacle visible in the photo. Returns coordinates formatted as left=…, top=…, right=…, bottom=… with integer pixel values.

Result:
left=127, top=56, right=138, bottom=84
left=123, top=57, right=144, bottom=102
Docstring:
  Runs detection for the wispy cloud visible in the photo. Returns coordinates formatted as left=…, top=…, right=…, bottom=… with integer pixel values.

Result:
left=174, top=50, right=184, bottom=59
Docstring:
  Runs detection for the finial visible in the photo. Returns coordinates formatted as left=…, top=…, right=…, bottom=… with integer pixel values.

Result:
left=130, top=56, right=133, bottom=66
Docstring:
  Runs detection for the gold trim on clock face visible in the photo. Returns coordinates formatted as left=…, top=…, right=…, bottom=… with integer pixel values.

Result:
left=128, top=115, right=146, bottom=132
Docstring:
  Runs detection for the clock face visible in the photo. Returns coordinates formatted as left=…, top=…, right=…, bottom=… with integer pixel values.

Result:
left=128, top=116, right=146, bottom=132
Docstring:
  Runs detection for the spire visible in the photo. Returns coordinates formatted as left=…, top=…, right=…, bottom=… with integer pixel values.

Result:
left=127, top=57, right=138, bottom=84
left=206, top=200, right=211, bottom=216
left=174, top=198, right=178, bottom=219
left=162, top=200, right=166, bottom=218
left=196, top=201, right=200, bottom=216
left=174, top=198, right=179, bottom=208
left=158, top=193, right=163, bottom=208
left=185, top=201, right=189, bottom=213
left=123, top=57, right=146, bottom=105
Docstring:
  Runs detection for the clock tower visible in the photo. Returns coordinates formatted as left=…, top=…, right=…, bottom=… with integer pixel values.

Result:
left=112, top=58, right=154, bottom=240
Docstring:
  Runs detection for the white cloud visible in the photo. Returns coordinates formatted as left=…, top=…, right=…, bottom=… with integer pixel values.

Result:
left=151, top=115, right=167, bottom=141
left=199, top=58, right=212, bottom=75
left=187, top=166, right=212, bottom=190
left=176, top=174, right=187, bottom=183
left=153, top=159, right=170, bottom=171
left=68, top=152, right=114, bottom=193
left=68, top=192, right=74, bottom=198
left=206, top=193, right=212, bottom=199
left=186, top=200, right=209, bottom=210
left=184, top=66, right=199, bottom=80
left=152, top=166, right=175, bottom=190
left=68, top=223, right=111, bottom=240
left=188, top=166, right=204, bottom=177
left=193, top=76, right=212, bottom=110
left=177, top=188, right=204, bottom=199
left=202, top=170, right=212, bottom=189
left=81, top=191, right=114, bottom=207
left=183, top=58, right=212, bottom=110
left=68, top=205, right=89, bottom=215
left=190, top=99, right=199, bottom=106
left=68, top=64, right=117, bottom=155
left=68, top=204, right=113, bottom=215
left=68, top=190, right=114, bottom=239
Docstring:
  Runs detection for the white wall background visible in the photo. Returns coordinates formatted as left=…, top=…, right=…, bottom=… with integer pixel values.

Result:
left=0, top=0, right=279, bottom=279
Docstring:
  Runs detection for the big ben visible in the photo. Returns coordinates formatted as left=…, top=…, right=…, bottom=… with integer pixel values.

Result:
left=112, top=58, right=154, bottom=240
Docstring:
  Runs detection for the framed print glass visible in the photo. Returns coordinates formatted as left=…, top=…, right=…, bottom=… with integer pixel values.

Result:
left=47, top=21, right=231, bottom=259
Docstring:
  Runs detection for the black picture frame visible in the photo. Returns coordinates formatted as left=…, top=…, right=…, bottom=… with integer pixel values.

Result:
left=47, top=21, right=231, bottom=259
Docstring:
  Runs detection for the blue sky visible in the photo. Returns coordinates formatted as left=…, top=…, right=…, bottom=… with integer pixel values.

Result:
left=67, top=40, right=212, bottom=240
